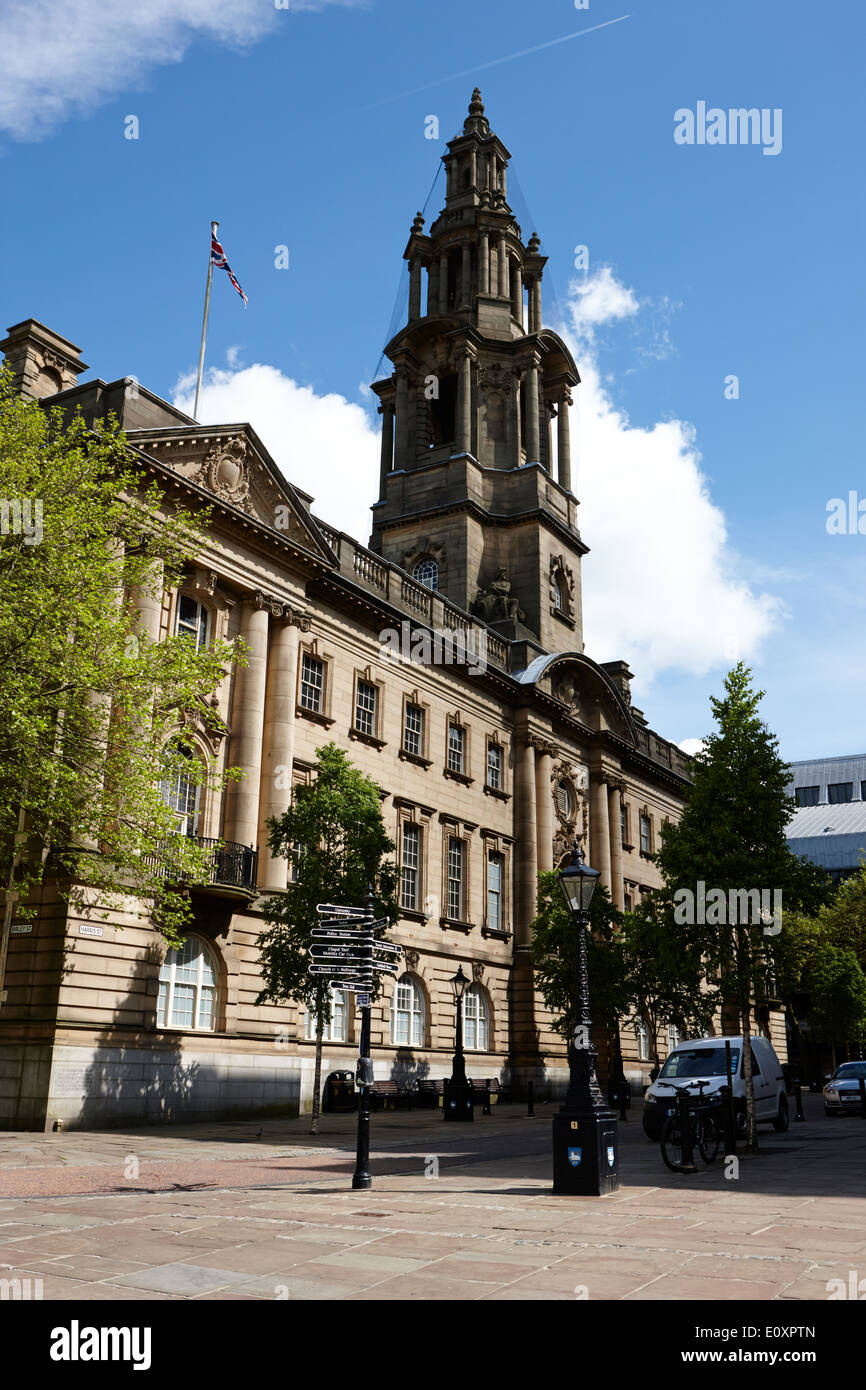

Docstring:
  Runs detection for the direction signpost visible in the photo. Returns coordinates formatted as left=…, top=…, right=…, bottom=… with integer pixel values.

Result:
left=310, top=894, right=403, bottom=1189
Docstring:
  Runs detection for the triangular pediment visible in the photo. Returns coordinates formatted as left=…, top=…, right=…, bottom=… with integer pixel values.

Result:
left=127, top=423, right=336, bottom=562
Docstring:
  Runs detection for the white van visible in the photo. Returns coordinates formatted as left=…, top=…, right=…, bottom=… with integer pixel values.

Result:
left=641, top=1035, right=788, bottom=1139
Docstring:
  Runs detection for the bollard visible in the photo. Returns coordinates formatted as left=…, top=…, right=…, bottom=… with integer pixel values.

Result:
left=677, top=1092, right=697, bottom=1172
left=483, top=1079, right=492, bottom=1116
left=527, top=1080, right=535, bottom=1118
left=794, top=1078, right=804, bottom=1121
left=859, top=1077, right=866, bottom=1118
left=719, top=1083, right=736, bottom=1155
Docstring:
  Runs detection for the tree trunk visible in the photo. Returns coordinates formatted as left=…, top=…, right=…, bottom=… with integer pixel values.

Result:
left=742, top=1003, right=758, bottom=1153
left=310, top=1018, right=324, bottom=1135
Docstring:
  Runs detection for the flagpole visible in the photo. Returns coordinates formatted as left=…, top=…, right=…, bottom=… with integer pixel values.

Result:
left=193, top=220, right=218, bottom=422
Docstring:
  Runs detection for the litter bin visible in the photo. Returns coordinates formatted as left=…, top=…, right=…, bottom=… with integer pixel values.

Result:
left=323, top=1070, right=357, bottom=1114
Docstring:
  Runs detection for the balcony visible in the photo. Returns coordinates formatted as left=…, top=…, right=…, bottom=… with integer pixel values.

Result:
left=144, top=836, right=259, bottom=896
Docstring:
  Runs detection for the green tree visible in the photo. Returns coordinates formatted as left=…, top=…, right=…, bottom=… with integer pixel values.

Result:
left=809, top=942, right=866, bottom=1068
left=655, top=663, right=831, bottom=1148
left=619, top=896, right=715, bottom=1071
left=0, top=373, right=243, bottom=1003
left=256, top=743, right=398, bottom=1133
left=776, top=890, right=866, bottom=1075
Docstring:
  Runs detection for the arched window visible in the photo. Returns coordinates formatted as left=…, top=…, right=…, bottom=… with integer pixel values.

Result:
left=392, top=974, right=425, bottom=1047
left=158, top=934, right=218, bottom=1031
left=553, top=573, right=566, bottom=613
left=556, top=781, right=573, bottom=819
left=176, top=593, right=209, bottom=651
left=637, top=1017, right=651, bottom=1062
left=413, top=558, right=438, bottom=592
left=306, top=990, right=348, bottom=1042
left=463, top=985, right=490, bottom=1051
left=160, top=743, right=201, bottom=838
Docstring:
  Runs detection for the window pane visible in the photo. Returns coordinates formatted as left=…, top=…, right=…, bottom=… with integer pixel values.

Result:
left=355, top=679, right=377, bottom=735
left=413, top=558, right=438, bottom=591
left=448, top=724, right=464, bottom=774
left=487, top=852, right=502, bottom=931
left=177, top=595, right=208, bottom=651
left=300, top=654, right=324, bottom=712
left=448, top=838, right=464, bottom=919
left=828, top=782, right=853, bottom=804
left=487, top=743, right=502, bottom=789
left=401, top=825, right=419, bottom=911
left=171, top=983, right=195, bottom=1029
left=404, top=703, right=423, bottom=756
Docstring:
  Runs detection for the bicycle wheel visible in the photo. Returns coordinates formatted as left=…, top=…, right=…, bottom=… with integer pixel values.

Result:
left=660, top=1113, right=684, bottom=1171
left=698, top=1114, right=721, bottom=1164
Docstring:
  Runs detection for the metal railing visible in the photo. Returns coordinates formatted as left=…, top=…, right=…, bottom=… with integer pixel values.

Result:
left=144, top=836, right=258, bottom=891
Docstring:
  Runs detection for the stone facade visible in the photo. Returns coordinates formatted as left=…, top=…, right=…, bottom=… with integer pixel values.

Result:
left=1, top=95, right=774, bottom=1132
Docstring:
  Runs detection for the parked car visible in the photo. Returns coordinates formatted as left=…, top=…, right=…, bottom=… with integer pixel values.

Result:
left=642, top=1035, right=788, bottom=1140
left=823, top=1061, right=866, bottom=1115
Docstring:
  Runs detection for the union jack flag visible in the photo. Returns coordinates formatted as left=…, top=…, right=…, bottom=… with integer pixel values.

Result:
left=211, top=233, right=248, bottom=305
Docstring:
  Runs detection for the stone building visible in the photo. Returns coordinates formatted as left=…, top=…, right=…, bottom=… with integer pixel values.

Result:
left=1, top=95, right=698, bottom=1131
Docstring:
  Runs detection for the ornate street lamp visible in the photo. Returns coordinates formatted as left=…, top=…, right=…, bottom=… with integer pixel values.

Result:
left=552, top=842, right=619, bottom=1195
left=444, top=965, right=473, bottom=1122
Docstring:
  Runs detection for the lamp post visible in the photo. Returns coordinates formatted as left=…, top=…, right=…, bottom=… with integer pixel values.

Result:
left=552, top=842, right=619, bottom=1194
left=444, top=965, right=474, bottom=1122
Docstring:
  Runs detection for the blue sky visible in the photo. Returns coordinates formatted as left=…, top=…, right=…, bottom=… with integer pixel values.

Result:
left=1, top=0, right=863, bottom=759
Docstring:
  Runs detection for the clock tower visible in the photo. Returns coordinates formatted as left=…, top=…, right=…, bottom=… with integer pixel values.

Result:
left=369, top=91, right=586, bottom=660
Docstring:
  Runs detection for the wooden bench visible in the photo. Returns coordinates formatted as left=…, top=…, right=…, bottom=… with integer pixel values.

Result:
left=368, top=1079, right=413, bottom=1112
left=415, top=1079, right=445, bottom=1109
left=466, top=1078, right=513, bottom=1106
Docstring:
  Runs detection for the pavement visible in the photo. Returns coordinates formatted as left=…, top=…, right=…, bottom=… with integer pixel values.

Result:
left=0, top=1092, right=864, bottom=1301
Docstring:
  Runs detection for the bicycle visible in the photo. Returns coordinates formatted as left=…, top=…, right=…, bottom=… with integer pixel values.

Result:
left=657, top=1079, right=723, bottom=1172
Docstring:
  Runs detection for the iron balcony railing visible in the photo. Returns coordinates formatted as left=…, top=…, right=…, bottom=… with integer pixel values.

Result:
left=145, top=836, right=258, bottom=892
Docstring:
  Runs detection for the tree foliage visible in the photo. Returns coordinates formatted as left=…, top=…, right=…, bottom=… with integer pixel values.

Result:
left=0, top=372, right=242, bottom=946
left=256, top=743, right=399, bottom=1131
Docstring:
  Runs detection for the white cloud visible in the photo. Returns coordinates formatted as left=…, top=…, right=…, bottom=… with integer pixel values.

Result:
left=557, top=267, right=782, bottom=682
left=173, top=360, right=379, bottom=538
left=0, top=0, right=365, bottom=141
left=568, top=265, right=639, bottom=338
left=678, top=738, right=706, bottom=758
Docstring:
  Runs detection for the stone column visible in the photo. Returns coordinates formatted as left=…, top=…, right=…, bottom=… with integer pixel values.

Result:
left=439, top=253, right=449, bottom=314
left=532, top=279, right=543, bottom=333
left=428, top=260, right=439, bottom=315
left=498, top=236, right=509, bottom=298
left=456, top=350, right=472, bottom=455
left=257, top=612, right=303, bottom=890
left=409, top=258, right=422, bottom=322
left=394, top=367, right=410, bottom=469
left=478, top=232, right=489, bottom=294
left=130, top=558, right=164, bottom=644
left=461, top=245, right=472, bottom=308
left=513, top=370, right=522, bottom=461
left=526, top=355, right=540, bottom=463
left=515, top=737, right=538, bottom=944
left=591, top=774, right=612, bottom=896
left=557, top=391, right=572, bottom=492
left=543, top=401, right=554, bottom=475
left=378, top=404, right=394, bottom=495
left=535, top=743, right=554, bottom=873
left=608, top=779, right=625, bottom=911
left=469, top=148, right=477, bottom=187
left=511, top=262, right=522, bottom=321
left=224, top=596, right=270, bottom=856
